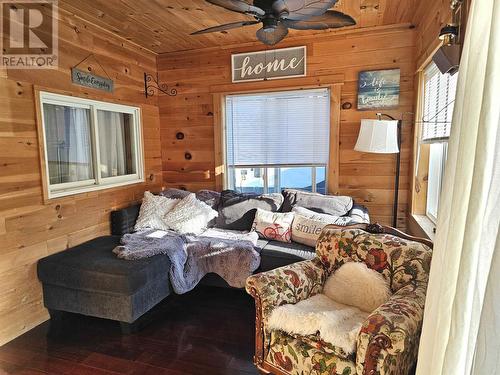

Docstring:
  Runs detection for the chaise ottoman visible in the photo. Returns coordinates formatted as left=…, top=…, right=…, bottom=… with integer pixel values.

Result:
left=37, top=206, right=172, bottom=332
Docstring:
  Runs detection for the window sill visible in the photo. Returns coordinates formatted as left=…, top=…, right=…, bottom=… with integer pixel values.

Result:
left=46, top=178, right=145, bottom=202
left=409, top=214, right=436, bottom=241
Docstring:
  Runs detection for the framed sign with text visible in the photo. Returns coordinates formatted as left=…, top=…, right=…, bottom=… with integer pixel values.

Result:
left=232, top=46, right=306, bottom=83
left=71, top=68, right=114, bottom=93
left=357, top=69, right=400, bottom=110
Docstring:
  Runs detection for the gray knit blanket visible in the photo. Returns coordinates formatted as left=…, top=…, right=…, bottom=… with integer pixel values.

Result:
left=113, top=229, right=260, bottom=294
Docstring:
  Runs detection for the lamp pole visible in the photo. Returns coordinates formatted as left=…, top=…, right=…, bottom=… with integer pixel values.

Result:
left=377, top=113, right=402, bottom=228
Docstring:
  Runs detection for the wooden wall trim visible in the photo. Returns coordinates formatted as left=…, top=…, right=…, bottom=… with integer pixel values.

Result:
left=157, top=23, right=415, bottom=58
left=328, top=84, right=342, bottom=194
left=209, top=74, right=345, bottom=94
left=213, top=93, right=225, bottom=191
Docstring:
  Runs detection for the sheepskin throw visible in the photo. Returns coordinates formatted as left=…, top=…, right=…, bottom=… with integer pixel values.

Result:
left=324, top=262, right=391, bottom=312
left=268, top=294, right=369, bottom=354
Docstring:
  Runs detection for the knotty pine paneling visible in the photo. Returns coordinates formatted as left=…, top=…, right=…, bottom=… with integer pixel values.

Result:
left=157, top=26, right=417, bottom=230
left=58, top=0, right=418, bottom=54
left=0, top=8, right=161, bottom=345
left=412, top=0, right=461, bottom=69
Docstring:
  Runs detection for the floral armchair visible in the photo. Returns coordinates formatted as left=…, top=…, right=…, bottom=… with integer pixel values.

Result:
left=246, top=224, right=433, bottom=375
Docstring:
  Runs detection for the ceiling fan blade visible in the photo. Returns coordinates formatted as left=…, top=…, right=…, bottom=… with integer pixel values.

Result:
left=271, top=0, right=289, bottom=17
left=283, top=10, right=355, bottom=30
left=278, top=0, right=338, bottom=21
left=256, top=23, right=289, bottom=46
left=191, top=20, right=260, bottom=35
left=205, top=0, right=265, bottom=17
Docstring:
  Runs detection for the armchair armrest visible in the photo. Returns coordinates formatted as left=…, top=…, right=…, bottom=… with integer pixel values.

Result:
left=356, top=283, right=428, bottom=375
left=246, top=258, right=327, bottom=321
left=246, top=258, right=328, bottom=369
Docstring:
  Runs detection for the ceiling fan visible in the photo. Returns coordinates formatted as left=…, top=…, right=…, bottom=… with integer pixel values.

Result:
left=191, top=0, right=356, bottom=45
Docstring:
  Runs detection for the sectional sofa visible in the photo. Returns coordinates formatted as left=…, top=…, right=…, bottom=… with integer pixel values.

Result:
left=37, top=189, right=369, bottom=331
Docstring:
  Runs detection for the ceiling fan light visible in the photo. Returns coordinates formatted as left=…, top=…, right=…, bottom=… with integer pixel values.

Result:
left=262, top=17, right=278, bottom=31
left=256, top=24, right=288, bottom=46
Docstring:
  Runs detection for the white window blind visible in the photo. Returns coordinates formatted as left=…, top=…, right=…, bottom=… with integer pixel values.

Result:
left=421, top=62, right=458, bottom=143
left=225, top=88, right=330, bottom=166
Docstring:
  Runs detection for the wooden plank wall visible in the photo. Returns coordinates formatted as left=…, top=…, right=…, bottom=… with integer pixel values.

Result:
left=0, top=9, right=162, bottom=345
left=157, top=26, right=417, bottom=230
left=413, top=0, right=453, bottom=69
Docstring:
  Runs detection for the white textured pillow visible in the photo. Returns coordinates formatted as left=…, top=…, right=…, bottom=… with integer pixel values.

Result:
left=163, top=193, right=218, bottom=234
left=323, top=262, right=391, bottom=313
left=251, top=208, right=294, bottom=243
left=134, top=191, right=179, bottom=231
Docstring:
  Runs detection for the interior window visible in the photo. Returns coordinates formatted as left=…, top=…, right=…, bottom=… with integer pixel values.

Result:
left=225, top=89, right=330, bottom=194
left=421, top=62, right=458, bottom=222
left=96, top=110, right=137, bottom=179
left=40, top=92, right=143, bottom=198
left=43, top=104, right=94, bottom=186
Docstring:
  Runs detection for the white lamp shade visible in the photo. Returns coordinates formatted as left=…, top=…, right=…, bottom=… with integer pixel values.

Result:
left=354, top=119, right=400, bottom=154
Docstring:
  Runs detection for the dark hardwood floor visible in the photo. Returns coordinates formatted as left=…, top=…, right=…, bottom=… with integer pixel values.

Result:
left=0, top=286, right=260, bottom=375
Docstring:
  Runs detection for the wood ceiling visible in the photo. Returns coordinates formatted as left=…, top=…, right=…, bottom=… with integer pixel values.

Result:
left=59, top=0, right=418, bottom=54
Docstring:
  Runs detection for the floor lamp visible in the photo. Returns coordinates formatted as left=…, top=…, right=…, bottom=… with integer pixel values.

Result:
left=354, top=113, right=402, bottom=228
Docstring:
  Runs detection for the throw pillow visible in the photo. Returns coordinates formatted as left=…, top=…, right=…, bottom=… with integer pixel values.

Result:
left=323, top=262, right=391, bottom=313
left=216, top=190, right=284, bottom=231
left=291, top=213, right=341, bottom=247
left=293, top=206, right=354, bottom=225
left=160, top=188, right=221, bottom=228
left=163, top=193, right=218, bottom=234
left=281, top=189, right=353, bottom=216
left=160, top=188, right=221, bottom=209
left=251, top=208, right=294, bottom=243
left=134, top=191, right=179, bottom=232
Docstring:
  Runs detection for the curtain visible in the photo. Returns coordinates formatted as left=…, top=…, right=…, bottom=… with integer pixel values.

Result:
left=97, top=110, right=130, bottom=178
left=43, top=104, right=93, bottom=184
left=416, top=0, right=500, bottom=373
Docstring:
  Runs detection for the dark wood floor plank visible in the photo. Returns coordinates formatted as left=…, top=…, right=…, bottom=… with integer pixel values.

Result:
left=0, top=286, right=259, bottom=375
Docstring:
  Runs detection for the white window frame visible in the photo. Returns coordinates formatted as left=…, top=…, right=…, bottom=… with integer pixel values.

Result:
left=419, top=61, right=457, bottom=223
left=223, top=88, right=331, bottom=194
left=39, top=91, right=144, bottom=199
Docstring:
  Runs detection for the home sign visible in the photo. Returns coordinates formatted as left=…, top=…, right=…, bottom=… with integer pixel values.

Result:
left=71, top=68, right=114, bottom=93
left=232, top=46, right=306, bottom=83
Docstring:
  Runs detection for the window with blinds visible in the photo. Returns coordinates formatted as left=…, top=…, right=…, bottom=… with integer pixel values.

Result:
left=225, top=89, right=330, bottom=194
left=421, top=62, right=459, bottom=143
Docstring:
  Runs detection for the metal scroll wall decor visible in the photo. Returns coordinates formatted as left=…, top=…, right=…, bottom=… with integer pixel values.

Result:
left=144, top=72, right=178, bottom=98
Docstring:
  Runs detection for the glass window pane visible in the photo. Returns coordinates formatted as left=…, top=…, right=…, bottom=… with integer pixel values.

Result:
left=316, top=167, right=327, bottom=194
left=233, top=167, right=264, bottom=194
left=43, top=103, right=93, bottom=185
left=97, top=110, right=136, bottom=178
left=427, top=143, right=446, bottom=221
left=267, top=168, right=279, bottom=194
left=280, top=167, right=313, bottom=192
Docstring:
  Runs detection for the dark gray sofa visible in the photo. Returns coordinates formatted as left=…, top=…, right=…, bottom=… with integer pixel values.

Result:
left=37, top=189, right=369, bottom=331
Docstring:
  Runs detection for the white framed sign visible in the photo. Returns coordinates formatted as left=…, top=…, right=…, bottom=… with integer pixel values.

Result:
left=231, top=46, right=307, bottom=83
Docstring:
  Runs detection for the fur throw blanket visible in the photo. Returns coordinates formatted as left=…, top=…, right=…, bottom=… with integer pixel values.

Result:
left=113, top=229, right=260, bottom=294
left=268, top=294, right=369, bottom=354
